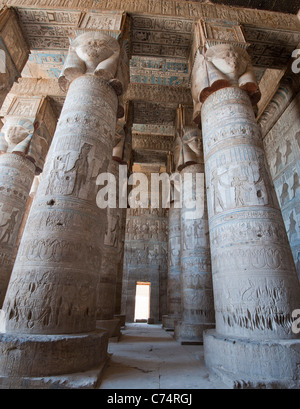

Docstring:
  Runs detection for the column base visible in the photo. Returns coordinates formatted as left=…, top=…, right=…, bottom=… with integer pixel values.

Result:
left=0, top=330, right=109, bottom=380
left=162, top=315, right=180, bottom=331
left=96, top=318, right=121, bottom=341
left=0, top=360, right=108, bottom=389
left=174, top=321, right=215, bottom=345
left=204, top=330, right=300, bottom=389
left=114, top=314, right=126, bottom=328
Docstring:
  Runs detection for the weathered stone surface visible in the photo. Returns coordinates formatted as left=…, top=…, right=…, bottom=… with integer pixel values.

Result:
left=0, top=330, right=108, bottom=377
left=204, top=330, right=300, bottom=389
left=175, top=164, right=215, bottom=344
left=0, top=7, right=29, bottom=108
left=122, top=165, right=168, bottom=323
left=262, top=91, right=300, bottom=282
left=162, top=202, right=181, bottom=330
left=201, top=85, right=300, bottom=386
left=0, top=32, right=122, bottom=385
left=0, top=97, right=57, bottom=307
left=0, top=154, right=35, bottom=307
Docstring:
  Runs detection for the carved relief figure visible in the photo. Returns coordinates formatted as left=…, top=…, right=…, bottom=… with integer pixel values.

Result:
left=231, top=175, right=252, bottom=207
left=46, top=154, right=68, bottom=195
left=292, top=172, right=300, bottom=198
left=288, top=211, right=297, bottom=242
left=296, top=252, right=300, bottom=281
left=105, top=214, right=120, bottom=248
left=295, top=131, right=300, bottom=150
left=284, top=140, right=292, bottom=165
left=255, top=157, right=276, bottom=207
left=65, top=143, right=92, bottom=197
left=0, top=210, right=19, bottom=244
left=210, top=169, right=227, bottom=214
left=280, top=183, right=290, bottom=206
left=274, top=147, right=282, bottom=174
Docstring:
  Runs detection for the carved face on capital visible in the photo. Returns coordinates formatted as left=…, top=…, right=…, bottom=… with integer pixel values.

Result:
left=76, top=39, right=114, bottom=66
left=208, top=47, right=249, bottom=77
left=4, top=124, right=30, bottom=148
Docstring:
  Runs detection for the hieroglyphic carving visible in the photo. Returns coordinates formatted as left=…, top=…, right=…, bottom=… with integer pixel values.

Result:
left=16, top=7, right=82, bottom=50
left=175, top=163, right=214, bottom=343
left=125, top=83, right=193, bottom=106
left=132, top=133, right=173, bottom=152
left=9, top=1, right=300, bottom=31
left=0, top=7, right=29, bottom=107
left=202, top=86, right=299, bottom=342
left=131, top=14, right=192, bottom=59
left=0, top=95, right=57, bottom=307
left=133, top=101, right=176, bottom=125
left=243, top=25, right=300, bottom=69
left=122, top=166, right=168, bottom=323
left=1, top=34, right=121, bottom=368
left=263, top=92, right=300, bottom=281
left=130, top=56, right=189, bottom=87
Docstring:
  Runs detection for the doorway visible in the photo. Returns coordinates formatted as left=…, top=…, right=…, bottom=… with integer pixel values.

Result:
left=134, top=282, right=151, bottom=322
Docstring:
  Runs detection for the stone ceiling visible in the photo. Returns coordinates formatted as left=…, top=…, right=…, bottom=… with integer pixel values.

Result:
left=2, top=2, right=300, bottom=166
left=206, top=0, right=299, bottom=15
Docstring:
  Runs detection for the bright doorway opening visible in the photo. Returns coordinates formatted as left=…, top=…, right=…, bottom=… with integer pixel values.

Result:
left=134, top=282, right=151, bottom=322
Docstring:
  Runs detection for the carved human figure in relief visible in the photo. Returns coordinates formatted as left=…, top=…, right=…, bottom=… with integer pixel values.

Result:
left=255, top=156, right=277, bottom=207
left=288, top=211, right=297, bottom=242
left=280, top=183, right=290, bottom=206
left=59, top=32, right=124, bottom=96
left=0, top=210, right=19, bottom=244
left=65, top=143, right=92, bottom=197
left=292, top=172, right=300, bottom=198
left=210, top=169, right=227, bottom=214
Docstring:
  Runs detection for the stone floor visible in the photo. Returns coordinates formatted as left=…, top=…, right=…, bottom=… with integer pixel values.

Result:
left=99, top=323, right=229, bottom=389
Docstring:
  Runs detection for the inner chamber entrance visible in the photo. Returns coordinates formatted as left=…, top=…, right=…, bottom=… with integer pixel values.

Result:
left=134, top=282, right=151, bottom=322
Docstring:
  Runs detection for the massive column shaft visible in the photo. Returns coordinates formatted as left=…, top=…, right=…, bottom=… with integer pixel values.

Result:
left=174, top=123, right=215, bottom=344
left=96, top=122, right=131, bottom=337
left=259, top=63, right=300, bottom=282
left=0, top=97, right=57, bottom=306
left=0, top=7, right=29, bottom=108
left=191, top=21, right=300, bottom=387
left=162, top=202, right=181, bottom=330
left=0, top=32, right=126, bottom=388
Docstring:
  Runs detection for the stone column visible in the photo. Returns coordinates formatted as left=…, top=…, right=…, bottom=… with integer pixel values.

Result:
left=96, top=121, right=131, bottom=338
left=191, top=21, right=300, bottom=388
left=258, top=62, right=300, bottom=281
left=173, top=125, right=215, bottom=344
left=162, top=201, right=181, bottom=331
left=0, top=96, right=57, bottom=307
left=0, top=7, right=29, bottom=108
left=258, top=63, right=300, bottom=138
left=0, top=31, right=127, bottom=389
left=114, top=112, right=133, bottom=327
